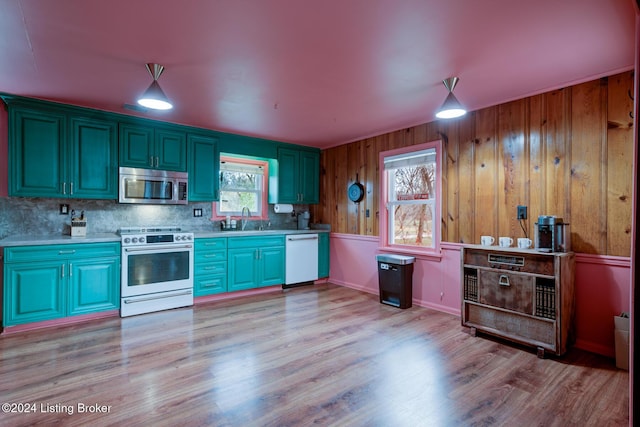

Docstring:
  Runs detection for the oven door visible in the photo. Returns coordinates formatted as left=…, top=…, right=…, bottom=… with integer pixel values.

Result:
left=121, top=243, right=194, bottom=297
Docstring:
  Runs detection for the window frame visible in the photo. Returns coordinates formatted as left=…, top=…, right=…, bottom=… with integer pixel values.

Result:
left=379, top=139, right=442, bottom=257
left=212, top=156, right=269, bottom=220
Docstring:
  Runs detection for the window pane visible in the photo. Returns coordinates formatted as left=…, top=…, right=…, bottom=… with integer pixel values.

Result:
left=220, top=171, right=260, bottom=191
left=389, top=165, right=435, bottom=201
left=219, top=191, right=259, bottom=214
left=390, top=203, right=434, bottom=247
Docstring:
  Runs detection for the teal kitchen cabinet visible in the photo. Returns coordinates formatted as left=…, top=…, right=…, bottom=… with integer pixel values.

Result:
left=119, top=122, right=187, bottom=171
left=8, top=106, right=66, bottom=198
left=188, top=134, right=220, bottom=201
left=276, top=147, right=319, bottom=204
left=7, top=104, right=117, bottom=199
left=227, top=235, right=285, bottom=291
left=68, top=257, right=120, bottom=315
left=69, top=116, right=118, bottom=199
left=194, top=238, right=227, bottom=296
left=3, top=243, right=120, bottom=326
left=4, top=260, right=66, bottom=325
left=318, top=232, right=330, bottom=278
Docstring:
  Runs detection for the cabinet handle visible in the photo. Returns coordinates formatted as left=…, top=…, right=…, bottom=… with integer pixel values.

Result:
left=498, top=275, right=510, bottom=286
left=61, top=264, right=65, bottom=278
left=204, top=254, right=217, bottom=258
left=69, top=263, right=72, bottom=276
left=155, top=156, right=159, bottom=168
left=62, top=182, right=67, bottom=195
left=58, top=249, right=76, bottom=255
left=70, top=182, right=74, bottom=195
left=150, top=156, right=154, bottom=167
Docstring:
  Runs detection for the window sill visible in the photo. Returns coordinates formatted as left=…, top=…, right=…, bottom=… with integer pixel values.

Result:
left=377, top=245, right=443, bottom=262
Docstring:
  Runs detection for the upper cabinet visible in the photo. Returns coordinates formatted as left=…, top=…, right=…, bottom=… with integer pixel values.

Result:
left=276, top=147, right=319, bottom=204
left=188, top=133, right=219, bottom=202
left=3, top=94, right=319, bottom=203
left=69, top=116, right=118, bottom=198
left=8, top=104, right=117, bottom=199
left=119, top=123, right=186, bottom=172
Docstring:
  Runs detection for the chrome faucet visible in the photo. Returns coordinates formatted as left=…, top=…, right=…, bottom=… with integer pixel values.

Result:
left=241, top=207, right=250, bottom=231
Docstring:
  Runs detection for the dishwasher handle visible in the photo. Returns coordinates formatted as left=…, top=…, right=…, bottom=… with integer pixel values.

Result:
left=287, top=235, right=319, bottom=241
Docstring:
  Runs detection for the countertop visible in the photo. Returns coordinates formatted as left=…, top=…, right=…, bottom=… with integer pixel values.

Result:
left=0, top=233, right=121, bottom=247
left=0, top=229, right=329, bottom=247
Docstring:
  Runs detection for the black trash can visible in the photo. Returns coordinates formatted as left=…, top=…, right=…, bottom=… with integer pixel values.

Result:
left=376, top=254, right=415, bottom=309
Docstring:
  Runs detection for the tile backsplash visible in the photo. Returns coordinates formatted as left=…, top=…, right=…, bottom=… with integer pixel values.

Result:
left=0, top=197, right=311, bottom=239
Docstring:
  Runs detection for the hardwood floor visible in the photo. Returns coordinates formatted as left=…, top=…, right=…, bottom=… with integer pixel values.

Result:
left=0, top=283, right=629, bottom=426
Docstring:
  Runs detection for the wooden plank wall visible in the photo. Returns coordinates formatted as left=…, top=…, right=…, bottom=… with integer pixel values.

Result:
left=311, top=71, right=634, bottom=257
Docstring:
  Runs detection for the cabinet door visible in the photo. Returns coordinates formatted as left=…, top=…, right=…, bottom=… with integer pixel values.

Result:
left=9, top=107, right=66, bottom=197
left=68, top=257, right=120, bottom=315
left=3, top=261, right=66, bottom=326
left=318, top=233, right=330, bottom=278
left=119, top=123, right=154, bottom=168
left=188, top=134, right=219, bottom=201
left=70, top=117, right=118, bottom=199
left=299, top=150, right=319, bottom=204
left=259, top=247, right=285, bottom=287
left=156, top=129, right=187, bottom=171
left=227, top=249, right=259, bottom=291
left=277, top=148, right=300, bottom=203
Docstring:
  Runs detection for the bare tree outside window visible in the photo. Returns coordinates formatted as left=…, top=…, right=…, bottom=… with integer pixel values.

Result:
left=385, top=146, right=437, bottom=249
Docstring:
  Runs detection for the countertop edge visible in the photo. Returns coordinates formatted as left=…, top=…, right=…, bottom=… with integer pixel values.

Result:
left=0, top=229, right=330, bottom=247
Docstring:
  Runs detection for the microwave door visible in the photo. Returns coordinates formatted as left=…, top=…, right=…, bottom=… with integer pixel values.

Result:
left=146, top=180, right=172, bottom=200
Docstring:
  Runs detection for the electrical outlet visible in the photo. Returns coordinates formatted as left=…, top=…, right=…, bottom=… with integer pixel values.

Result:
left=59, top=204, right=69, bottom=215
left=517, top=205, right=527, bottom=220
left=193, top=208, right=203, bottom=217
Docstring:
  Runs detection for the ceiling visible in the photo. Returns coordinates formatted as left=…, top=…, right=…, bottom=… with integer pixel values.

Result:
left=0, top=0, right=635, bottom=149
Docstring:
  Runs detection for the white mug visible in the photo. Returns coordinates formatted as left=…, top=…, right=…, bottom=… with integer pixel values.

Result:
left=499, top=237, right=513, bottom=247
left=480, top=235, right=495, bottom=246
left=517, top=238, right=532, bottom=249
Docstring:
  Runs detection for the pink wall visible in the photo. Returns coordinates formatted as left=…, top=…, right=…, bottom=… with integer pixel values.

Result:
left=329, top=233, right=631, bottom=357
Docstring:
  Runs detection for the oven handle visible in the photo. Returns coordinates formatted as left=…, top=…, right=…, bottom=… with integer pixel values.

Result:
left=123, top=290, right=193, bottom=304
left=124, top=244, right=193, bottom=252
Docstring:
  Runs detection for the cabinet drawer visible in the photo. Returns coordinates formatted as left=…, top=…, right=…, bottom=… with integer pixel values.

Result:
left=464, top=248, right=554, bottom=275
left=195, top=261, right=227, bottom=276
left=195, top=250, right=227, bottom=263
left=5, top=242, right=120, bottom=263
left=479, top=270, right=533, bottom=315
left=228, top=235, right=284, bottom=249
left=194, top=275, right=227, bottom=296
left=195, top=238, right=227, bottom=250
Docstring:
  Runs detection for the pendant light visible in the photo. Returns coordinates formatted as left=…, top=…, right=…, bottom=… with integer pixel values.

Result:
left=137, top=63, right=173, bottom=110
left=435, top=77, right=466, bottom=119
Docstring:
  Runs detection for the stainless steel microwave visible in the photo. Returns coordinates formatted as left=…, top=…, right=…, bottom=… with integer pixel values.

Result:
left=119, top=167, right=188, bottom=205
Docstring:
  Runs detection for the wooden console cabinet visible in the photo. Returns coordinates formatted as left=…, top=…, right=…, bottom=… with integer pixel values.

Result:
left=461, top=245, right=575, bottom=357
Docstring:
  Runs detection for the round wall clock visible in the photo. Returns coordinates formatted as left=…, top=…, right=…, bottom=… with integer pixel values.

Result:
left=348, top=182, right=365, bottom=203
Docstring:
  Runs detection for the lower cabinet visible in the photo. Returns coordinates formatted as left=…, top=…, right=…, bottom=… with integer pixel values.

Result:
left=3, top=242, right=120, bottom=326
left=227, top=236, right=285, bottom=291
left=194, top=237, right=228, bottom=296
left=318, top=232, right=330, bottom=278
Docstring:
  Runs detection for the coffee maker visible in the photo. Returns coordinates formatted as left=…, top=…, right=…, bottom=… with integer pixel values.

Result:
left=535, top=215, right=570, bottom=252
left=297, top=211, right=310, bottom=230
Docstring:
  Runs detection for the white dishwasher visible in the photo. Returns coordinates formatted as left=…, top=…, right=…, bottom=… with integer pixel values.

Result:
left=285, top=234, right=319, bottom=286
